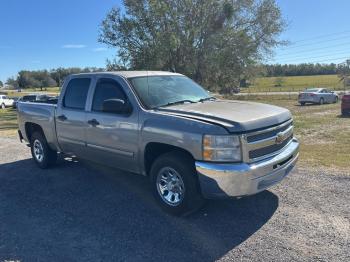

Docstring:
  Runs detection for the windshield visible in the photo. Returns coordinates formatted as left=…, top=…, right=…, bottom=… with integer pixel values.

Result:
left=129, top=75, right=211, bottom=109
left=304, top=88, right=320, bottom=93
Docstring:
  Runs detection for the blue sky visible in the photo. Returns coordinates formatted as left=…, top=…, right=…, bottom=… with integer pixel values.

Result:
left=274, top=0, right=350, bottom=65
left=1, top=0, right=350, bottom=82
left=0, top=0, right=120, bottom=82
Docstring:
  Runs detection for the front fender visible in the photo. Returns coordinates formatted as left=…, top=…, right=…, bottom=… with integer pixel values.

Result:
left=139, top=112, right=228, bottom=172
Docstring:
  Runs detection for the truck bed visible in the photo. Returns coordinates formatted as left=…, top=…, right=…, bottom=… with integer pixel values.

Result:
left=17, top=101, right=59, bottom=151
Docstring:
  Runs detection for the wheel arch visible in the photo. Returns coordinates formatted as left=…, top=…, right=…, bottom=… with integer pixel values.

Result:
left=144, top=142, right=195, bottom=176
left=25, top=122, right=45, bottom=143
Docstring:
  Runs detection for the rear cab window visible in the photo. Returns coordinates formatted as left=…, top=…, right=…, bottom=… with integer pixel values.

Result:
left=63, top=78, right=91, bottom=110
left=22, top=95, right=36, bottom=101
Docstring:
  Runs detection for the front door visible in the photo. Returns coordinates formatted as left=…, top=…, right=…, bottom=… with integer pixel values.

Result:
left=85, top=77, right=139, bottom=173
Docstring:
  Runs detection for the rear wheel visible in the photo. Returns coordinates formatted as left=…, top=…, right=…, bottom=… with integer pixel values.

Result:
left=300, top=102, right=305, bottom=106
left=150, top=152, right=204, bottom=216
left=30, top=132, right=57, bottom=169
left=319, top=98, right=324, bottom=105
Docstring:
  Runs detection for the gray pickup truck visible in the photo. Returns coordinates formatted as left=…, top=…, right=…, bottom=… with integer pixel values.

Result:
left=17, top=71, right=299, bottom=215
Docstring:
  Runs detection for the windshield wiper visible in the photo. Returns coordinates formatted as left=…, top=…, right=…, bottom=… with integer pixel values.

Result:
left=157, top=99, right=196, bottom=108
left=198, top=96, right=216, bottom=103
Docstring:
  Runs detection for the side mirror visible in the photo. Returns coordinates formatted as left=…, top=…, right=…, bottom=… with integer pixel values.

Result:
left=102, top=98, right=131, bottom=114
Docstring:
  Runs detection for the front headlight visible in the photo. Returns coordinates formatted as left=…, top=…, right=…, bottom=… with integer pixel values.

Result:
left=203, top=135, right=242, bottom=162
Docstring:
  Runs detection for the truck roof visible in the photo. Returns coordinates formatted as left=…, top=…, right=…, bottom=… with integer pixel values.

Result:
left=71, top=71, right=183, bottom=78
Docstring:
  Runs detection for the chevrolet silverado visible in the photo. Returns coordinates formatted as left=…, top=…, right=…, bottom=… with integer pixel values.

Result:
left=17, top=71, right=299, bottom=215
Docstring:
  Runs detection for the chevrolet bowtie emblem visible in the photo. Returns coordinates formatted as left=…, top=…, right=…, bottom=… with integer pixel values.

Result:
left=275, top=132, right=285, bottom=144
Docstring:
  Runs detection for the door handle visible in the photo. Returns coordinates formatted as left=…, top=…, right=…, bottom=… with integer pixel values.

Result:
left=88, top=119, right=100, bottom=126
left=57, top=114, right=67, bottom=121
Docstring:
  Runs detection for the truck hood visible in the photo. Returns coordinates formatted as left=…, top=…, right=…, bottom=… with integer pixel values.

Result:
left=156, top=100, right=292, bottom=133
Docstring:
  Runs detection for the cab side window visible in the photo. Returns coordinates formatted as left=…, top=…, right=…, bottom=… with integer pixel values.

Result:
left=63, top=78, right=91, bottom=110
left=92, top=78, right=127, bottom=112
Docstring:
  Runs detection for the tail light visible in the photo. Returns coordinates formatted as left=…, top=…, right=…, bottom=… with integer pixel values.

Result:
left=310, top=93, right=316, bottom=97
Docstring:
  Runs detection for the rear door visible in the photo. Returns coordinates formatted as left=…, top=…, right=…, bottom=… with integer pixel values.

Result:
left=85, top=76, right=140, bottom=173
left=325, top=89, right=334, bottom=103
left=56, top=77, right=93, bottom=156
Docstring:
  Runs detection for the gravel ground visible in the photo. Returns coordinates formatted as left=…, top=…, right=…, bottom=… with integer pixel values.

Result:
left=0, top=136, right=349, bottom=262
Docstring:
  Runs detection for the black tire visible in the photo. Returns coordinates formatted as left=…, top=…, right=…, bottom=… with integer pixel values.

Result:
left=300, top=102, right=305, bottom=106
left=334, top=97, right=338, bottom=103
left=150, top=152, right=204, bottom=216
left=1, top=103, right=5, bottom=109
left=30, top=131, right=57, bottom=169
left=319, top=98, right=324, bottom=105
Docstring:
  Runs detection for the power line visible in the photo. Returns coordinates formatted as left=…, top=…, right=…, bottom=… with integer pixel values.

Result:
left=276, top=49, right=350, bottom=61
left=280, top=35, right=350, bottom=50
left=288, top=30, right=350, bottom=44
left=273, top=56, right=350, bottom=64
left=275, top=42, right=350, bottom=58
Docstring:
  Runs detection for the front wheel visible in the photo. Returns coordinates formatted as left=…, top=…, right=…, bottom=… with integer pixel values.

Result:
left=30, top=132, right=57, bottom=169
left=150, top=152, right=204, bottom=216
left=1, top=103, right=5, bottom=109
left=334, top=97, right=338, bottom=103
left=319, top=98, right=324, bottom=105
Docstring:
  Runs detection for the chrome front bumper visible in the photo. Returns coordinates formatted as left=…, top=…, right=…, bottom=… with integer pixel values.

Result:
left=195, top=138, right=299, bottom=199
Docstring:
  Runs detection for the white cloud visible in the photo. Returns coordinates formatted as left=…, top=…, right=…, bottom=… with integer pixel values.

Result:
left=92, top=47, right=107, bottom=52
left=62, top=44, right=86, bottom=49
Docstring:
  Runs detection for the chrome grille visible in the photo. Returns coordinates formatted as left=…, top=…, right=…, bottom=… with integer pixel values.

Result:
left=242, top=119, right=294, bottom=162
left=247, top=122, right=292, bottom=143
left=249, top=135, right=293, bottom=159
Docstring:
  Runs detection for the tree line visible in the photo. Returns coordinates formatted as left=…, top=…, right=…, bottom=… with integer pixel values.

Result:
left=4, top=62, right=348, bottom=90
left=4, top=67, right=104, bottom=90
left=264, top=63, right=344, bottom=77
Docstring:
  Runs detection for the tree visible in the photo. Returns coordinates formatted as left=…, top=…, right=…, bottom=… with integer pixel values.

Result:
left=99, top=0, right=285, bottom=94
left=17, top=70, right=58, bottom=90
left=50, top=67, right=104, bottom=86
left=0, top=80, right=3, bottom=87
left=6, top=77, right=19, bottom=89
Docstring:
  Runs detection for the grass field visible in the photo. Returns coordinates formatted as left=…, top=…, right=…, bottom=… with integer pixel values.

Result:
left=0, top=108, right=18, bottom=137
left=243, top=74, right=347, bottom=93
left=2, top=87, right=60, bottom=97
left=0, top=97, right=348, bottom=172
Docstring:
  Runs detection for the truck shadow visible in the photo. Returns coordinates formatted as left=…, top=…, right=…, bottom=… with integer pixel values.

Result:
left=0, top=157, right=278, bottom=262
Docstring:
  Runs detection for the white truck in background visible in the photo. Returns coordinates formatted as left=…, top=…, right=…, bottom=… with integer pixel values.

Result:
left=0, top=95, right=14, bottom=109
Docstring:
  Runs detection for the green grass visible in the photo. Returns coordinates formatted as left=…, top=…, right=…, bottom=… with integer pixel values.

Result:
left=4, top=87, right=60, bottom=97
left=24, top=87, right=60, bottom=93
left=0, top=108, right=18, bottom=137
left=242, top=74, right=347, bottom=93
